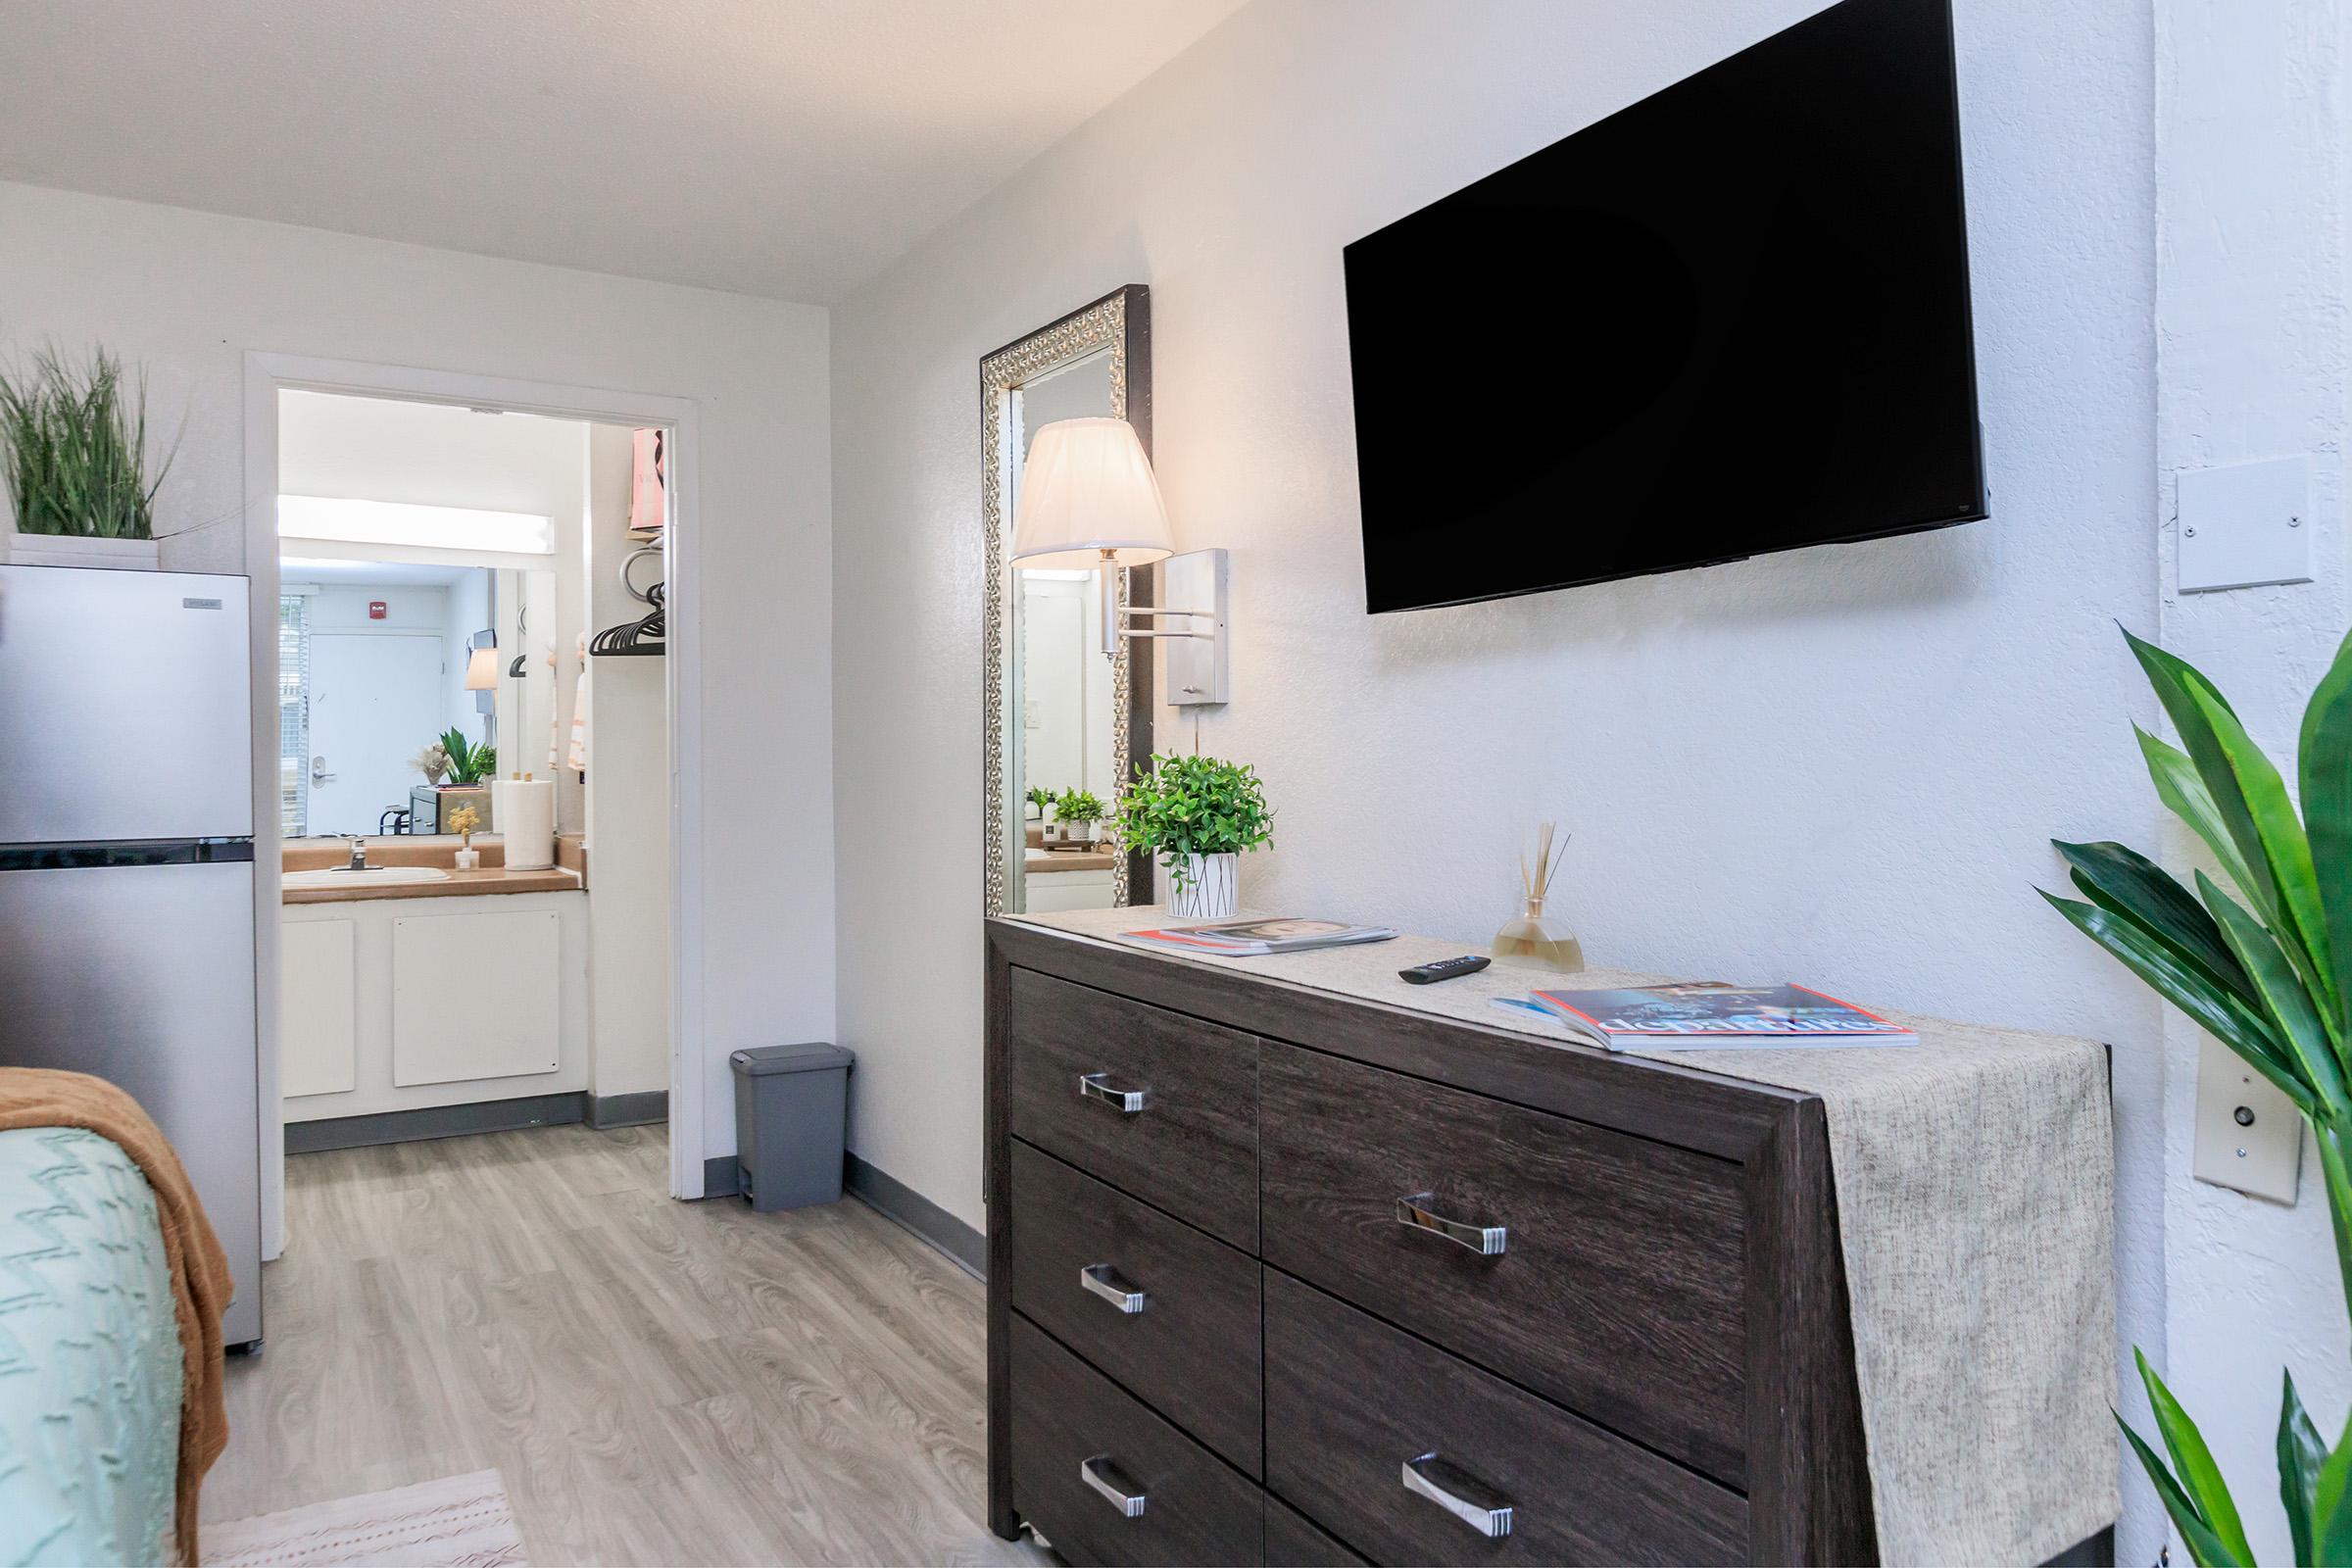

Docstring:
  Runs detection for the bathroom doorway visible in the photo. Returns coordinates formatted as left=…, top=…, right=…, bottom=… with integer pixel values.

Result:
left=245, top=356, right=703, bottom=1257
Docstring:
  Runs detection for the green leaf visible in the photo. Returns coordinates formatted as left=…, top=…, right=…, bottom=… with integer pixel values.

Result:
left=2043, top=890, right=2319, bottom=1117
left=2281, top=1369, right=2327, bottom=1567
left=2135, top=1348, right=2256, bottom=1566
left=2058, top=839, right=2257, bottom=1007
left=2201, top=870, right=2348, bottom=1114
left=2313, top=1392, right=2352, bottom=1566
left=2119, top=1410, right=2247, bottom=1567
left=2138, top=727, right=2268, bottom=910
left=2303, top=625, right=2352, bottom=1042
left=2317, top=1124, right=2352, bottom=1329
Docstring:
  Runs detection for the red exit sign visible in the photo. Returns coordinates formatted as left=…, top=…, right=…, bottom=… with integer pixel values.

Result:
left=368, top=601, right=388, bottom=620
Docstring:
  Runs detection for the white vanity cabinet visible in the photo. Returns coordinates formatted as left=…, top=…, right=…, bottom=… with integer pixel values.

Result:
left=281, top=890, right=587, bottom=1121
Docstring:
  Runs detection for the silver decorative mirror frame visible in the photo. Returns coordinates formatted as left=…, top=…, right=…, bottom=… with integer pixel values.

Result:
left=981, top=285, right=1153, bottom=915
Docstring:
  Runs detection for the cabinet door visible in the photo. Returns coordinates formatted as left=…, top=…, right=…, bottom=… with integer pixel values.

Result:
left=280, top=918, right=358, bottom=1098
left=391, top=908, right=561, bottom=1086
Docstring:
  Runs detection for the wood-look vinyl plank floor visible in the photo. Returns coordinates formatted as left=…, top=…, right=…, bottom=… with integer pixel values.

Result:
left=204, top=1123, right=1047, bottom=1568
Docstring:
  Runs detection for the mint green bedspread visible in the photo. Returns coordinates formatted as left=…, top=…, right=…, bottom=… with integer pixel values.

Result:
left=0, top=1127, right=183, bottom=1567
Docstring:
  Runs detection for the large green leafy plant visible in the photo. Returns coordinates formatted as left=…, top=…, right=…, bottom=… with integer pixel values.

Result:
left=1115, top=753, right=1273, bottom=894
left=2043, top=625, right=2352, bottom=1566
left=434, top=728, right=497, bottom=787
left=0, top=345, right=175, bottom=539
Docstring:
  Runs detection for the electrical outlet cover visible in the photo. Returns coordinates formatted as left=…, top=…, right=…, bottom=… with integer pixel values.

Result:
left=2178, top=455, right=2313, bottom=593
left=2193, top=1032, right=2301, bottom=1203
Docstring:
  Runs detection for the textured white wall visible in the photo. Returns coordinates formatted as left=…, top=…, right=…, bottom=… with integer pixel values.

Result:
left=2153, top=0, right=2352, bottom=1561
left=0, top=177, right=836, bottom=1175
left=833, top=10, right=2165, bottom=1555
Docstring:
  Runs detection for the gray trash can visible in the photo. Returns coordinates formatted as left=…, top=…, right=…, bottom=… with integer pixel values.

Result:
left=729, top=1041, right=854, bottom=1212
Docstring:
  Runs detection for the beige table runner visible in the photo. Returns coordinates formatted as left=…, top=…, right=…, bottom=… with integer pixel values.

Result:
left=1014, top=906, right=2119, bottom=1566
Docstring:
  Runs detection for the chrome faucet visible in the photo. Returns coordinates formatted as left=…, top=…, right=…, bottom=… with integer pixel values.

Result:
left=345, top=836, right=368, bottom=871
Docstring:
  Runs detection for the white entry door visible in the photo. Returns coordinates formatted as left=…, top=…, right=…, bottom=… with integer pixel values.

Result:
left=308, top=632, right=445, bottom=836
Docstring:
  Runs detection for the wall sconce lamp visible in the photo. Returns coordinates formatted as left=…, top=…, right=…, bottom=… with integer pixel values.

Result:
left=1009, top=416, right=1228, bottom=705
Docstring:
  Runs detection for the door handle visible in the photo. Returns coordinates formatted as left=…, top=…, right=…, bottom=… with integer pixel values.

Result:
left=310, top=755, right=334, bottom=784
left=1396, top=1194, right=1506, bottom=1255
left=1079, top=1263, right=1148, bottom=1314
left=1081, top=1455, right=1148, bottom=1518
left=1402, top=1452, right=1515, bottom=1539
left=1078, top=1072, right=1148, bottom=1113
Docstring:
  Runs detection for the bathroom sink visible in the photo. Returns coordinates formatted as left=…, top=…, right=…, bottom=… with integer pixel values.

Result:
left=283, top=865, right=452, bottom=889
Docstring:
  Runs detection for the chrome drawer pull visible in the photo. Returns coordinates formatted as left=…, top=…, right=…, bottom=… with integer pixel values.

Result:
left=1081, top=1454, right=1148, bottom=1518
left=1080, top=1263, right=1149, bottom=1314
left=1403, top=1452, right=1514, bottom=1539
left=1078, top=1072, right=1149, bottom=1113
left=1396, top=1193, right=1507, bottom=1255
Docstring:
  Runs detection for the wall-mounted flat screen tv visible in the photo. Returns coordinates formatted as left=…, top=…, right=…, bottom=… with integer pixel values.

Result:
left=1345, top=0, right=1984, bottom=613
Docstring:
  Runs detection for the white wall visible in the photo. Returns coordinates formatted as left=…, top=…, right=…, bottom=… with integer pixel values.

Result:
left=584, top=421, right=673, bottom=1099
left=0, top=178, right=835, bottom=1189
left=831, top=0, right=2166, bottom=1556
left=2152, top=0, right=2352, bottom=1560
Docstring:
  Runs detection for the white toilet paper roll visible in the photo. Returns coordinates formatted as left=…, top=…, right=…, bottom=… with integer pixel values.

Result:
left=501, top=780, right=557, bottom=870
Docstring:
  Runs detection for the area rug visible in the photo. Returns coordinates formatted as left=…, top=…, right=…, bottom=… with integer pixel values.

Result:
left=202, top=1470, right=525, bottom=1567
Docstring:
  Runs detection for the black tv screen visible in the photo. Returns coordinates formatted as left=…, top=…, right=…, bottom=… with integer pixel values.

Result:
left=1345, top=0, right=1983, bottom=613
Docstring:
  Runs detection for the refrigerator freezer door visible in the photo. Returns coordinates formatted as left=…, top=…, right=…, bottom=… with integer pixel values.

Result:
left=0, top=564, right=253, bottom=845
left=0, top=858, right=262, bottom=1345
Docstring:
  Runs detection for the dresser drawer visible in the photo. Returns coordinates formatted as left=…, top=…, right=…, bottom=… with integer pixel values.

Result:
left=1009, top=1140, right=1264, bottom=1476
left=1010, top=1315, right=1262, bottom=1566
left=1264, top=1271, right=1746, bottom=1566
left=1262, top=1495, right=1367, bottom=1567
left=1259, top=1042, right=1748, bottom=1485
left=1007, top=967, right=1259, bottom=1248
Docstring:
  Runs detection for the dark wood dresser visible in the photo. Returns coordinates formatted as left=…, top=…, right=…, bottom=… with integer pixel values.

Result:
left=985, top=916, right=1886, bottom=1566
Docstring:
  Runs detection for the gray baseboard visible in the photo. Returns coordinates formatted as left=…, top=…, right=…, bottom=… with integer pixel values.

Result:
left=587, top=1090, right=667, bottom=1129
left=286, top=1092, right=587, bottom=1153
left=703, top=1153, right=743, bottom=1197
left=697, top=1151, right=985, bottom=1280
left=846, top=1152, right=987, bottom=1278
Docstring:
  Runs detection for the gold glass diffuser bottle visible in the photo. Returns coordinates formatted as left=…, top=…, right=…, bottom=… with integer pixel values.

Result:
left=1493, top=822, right=1584, bottom=973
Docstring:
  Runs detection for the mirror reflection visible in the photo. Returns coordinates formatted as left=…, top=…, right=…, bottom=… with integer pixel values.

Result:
left=1009, top=349, right=1119, bottom=914
left=276, top=560, right=557, bottom=838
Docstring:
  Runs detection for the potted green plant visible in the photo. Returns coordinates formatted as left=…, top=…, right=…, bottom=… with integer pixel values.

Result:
left=0, top=345, right=177, bottom=569
left=1054, top=788, right=1106, bottom=847
left=1115, top=753, right=1273, bottom=919
left=1024, top=784, right=1054, bottom=824
left=425, top=727, right=497, bottom=832
left=2042, top=625, right=2352, bottom=1565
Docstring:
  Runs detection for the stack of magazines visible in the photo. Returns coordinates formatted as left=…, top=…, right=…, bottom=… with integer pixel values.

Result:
left=1120, top=916, right=1398, bottom=957
left=1496, top=982, right=1917, bottom=1051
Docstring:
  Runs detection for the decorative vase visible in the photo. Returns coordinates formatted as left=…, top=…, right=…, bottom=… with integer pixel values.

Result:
left=454, top=845, right=481, bottom=871
left=1170, top=853, right=1240, bottom=920
left=1492, top=894, right=1585, bottom=973
left=5, top=531, right=161, bottom=571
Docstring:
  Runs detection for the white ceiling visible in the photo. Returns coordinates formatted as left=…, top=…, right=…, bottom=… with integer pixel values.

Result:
left=281, top=559, right=477, bottom=589
left=0, top=0, right=1245, bottom=304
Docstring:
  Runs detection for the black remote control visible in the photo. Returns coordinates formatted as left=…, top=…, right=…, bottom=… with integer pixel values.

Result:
left=1398, top=955, right=1492, bottom=985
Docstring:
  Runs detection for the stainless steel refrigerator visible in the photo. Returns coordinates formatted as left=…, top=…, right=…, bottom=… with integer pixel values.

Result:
left=0, top=564, right=263, bottom=1348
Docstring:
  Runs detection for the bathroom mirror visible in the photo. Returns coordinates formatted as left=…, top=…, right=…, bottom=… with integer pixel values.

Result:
left=982, top=285, right=1152, bottom=915
left=276, top=560, right=558, bottom=840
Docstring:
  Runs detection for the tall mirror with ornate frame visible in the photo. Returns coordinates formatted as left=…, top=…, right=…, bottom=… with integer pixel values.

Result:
left=982, top=285, right=1152, bottom=916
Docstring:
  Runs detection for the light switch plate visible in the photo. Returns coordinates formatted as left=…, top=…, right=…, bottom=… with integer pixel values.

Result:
left=2193, top=1033, right=2302, bottom=1202
left=2178, top=456, right=2313, bottom=593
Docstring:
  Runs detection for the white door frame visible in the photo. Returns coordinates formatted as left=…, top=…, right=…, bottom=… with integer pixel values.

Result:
left=244, top=352, right=709, bottom=1255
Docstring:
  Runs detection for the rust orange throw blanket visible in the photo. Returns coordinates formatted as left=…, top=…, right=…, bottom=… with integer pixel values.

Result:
left=0, top=1067, right=232, bottom=1563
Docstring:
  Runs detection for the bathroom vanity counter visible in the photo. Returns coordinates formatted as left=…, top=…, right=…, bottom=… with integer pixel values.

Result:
left=281, top=834, right=588, bottom=905
left=1025, top=847, right=1115, bottom=873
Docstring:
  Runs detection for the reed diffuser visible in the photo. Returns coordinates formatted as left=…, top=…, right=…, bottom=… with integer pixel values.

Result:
left=1492, top=821, right=1584, bottom=973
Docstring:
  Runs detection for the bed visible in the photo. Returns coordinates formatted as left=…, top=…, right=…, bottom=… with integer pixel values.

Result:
left=0, top=1125, right=189, bottom=1567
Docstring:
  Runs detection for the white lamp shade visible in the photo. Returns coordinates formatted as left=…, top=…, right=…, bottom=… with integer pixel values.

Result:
left=1010, top=417, right=1175, bottom=569
left=463, top=647, right=500, bottom=691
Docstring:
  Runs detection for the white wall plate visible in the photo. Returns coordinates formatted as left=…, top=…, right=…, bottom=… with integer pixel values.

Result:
left=2178, top=455, right=2313, bottom=593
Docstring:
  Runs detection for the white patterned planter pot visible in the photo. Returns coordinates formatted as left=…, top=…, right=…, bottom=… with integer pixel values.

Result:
left=1169, top=853, right=1240, bottom=920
